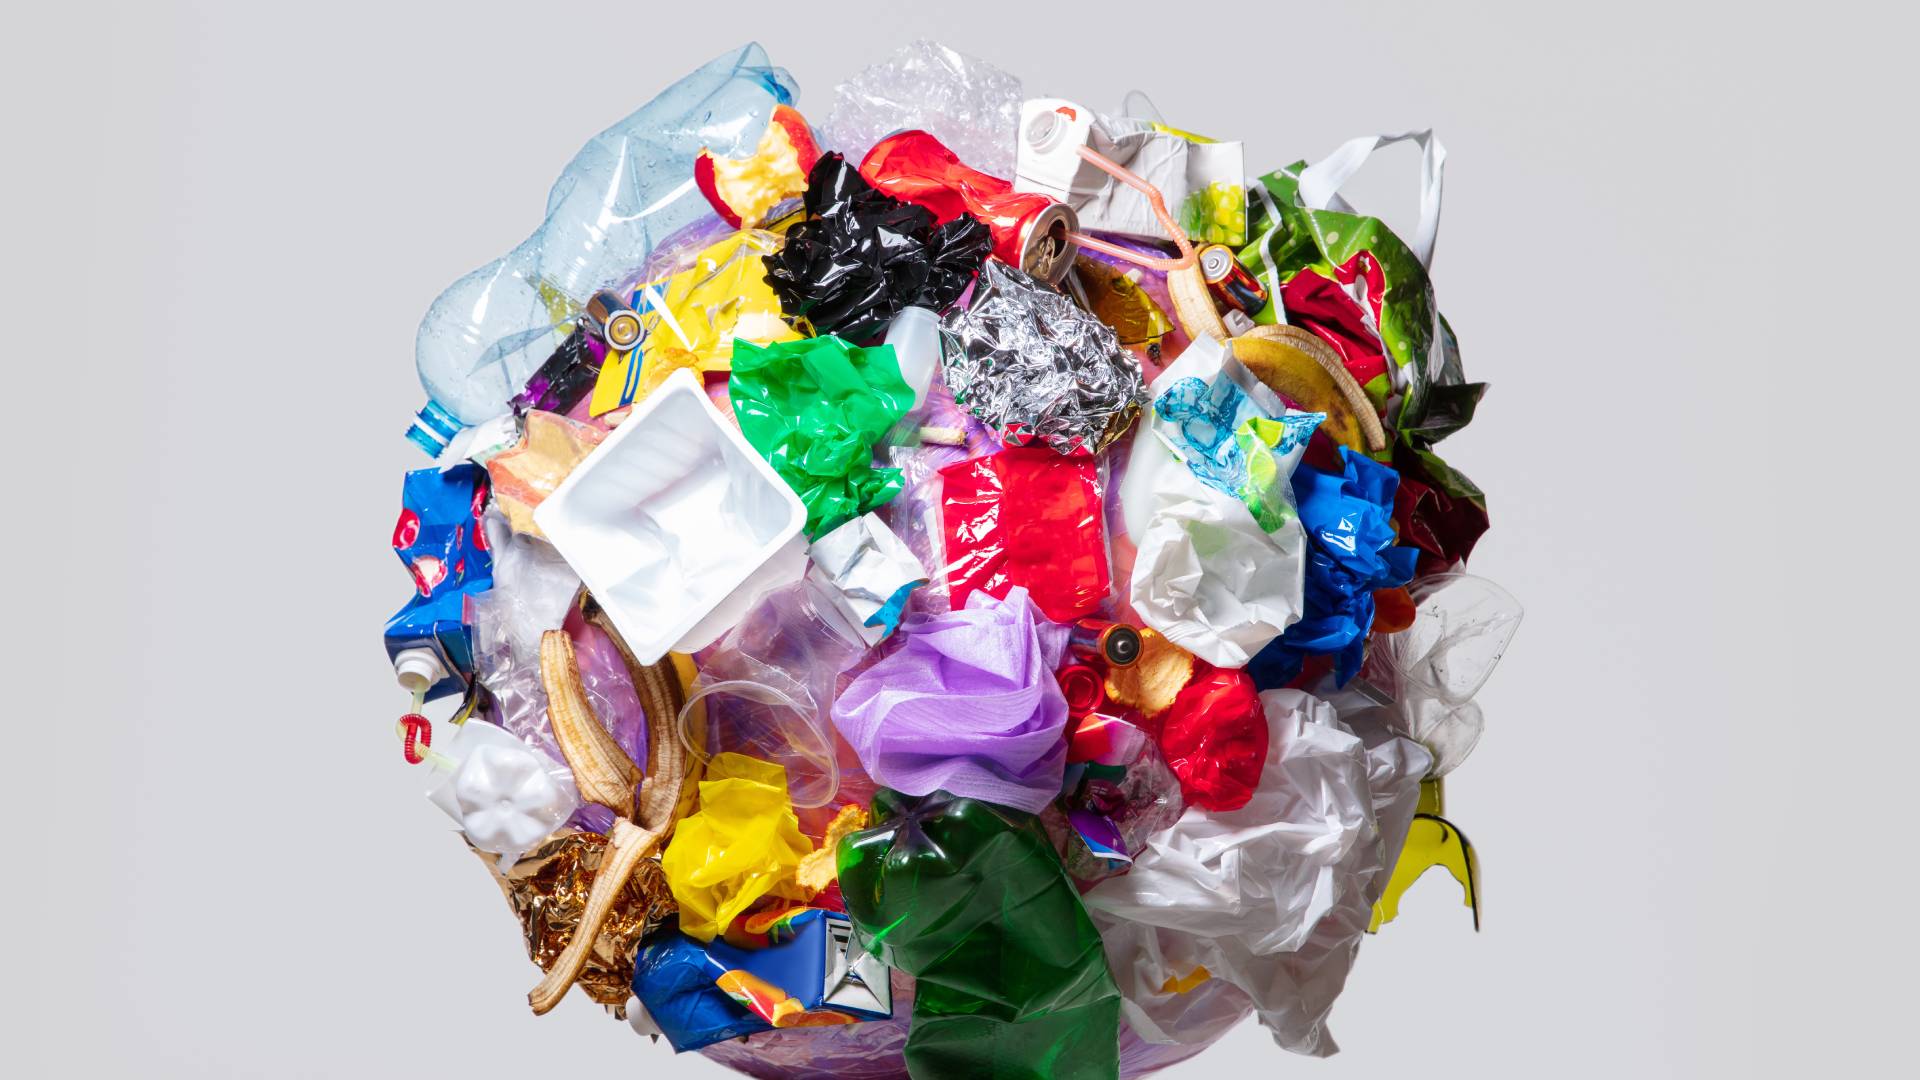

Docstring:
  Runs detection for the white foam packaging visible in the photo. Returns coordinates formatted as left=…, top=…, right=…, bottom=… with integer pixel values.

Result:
left=533, top=367, right=808, bottom=664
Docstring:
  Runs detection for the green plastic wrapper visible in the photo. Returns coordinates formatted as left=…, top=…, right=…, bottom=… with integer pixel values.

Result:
left=1237, top=167, right=1462, bottom=429
left=837, top=790, right=1122, bottom=1080
left=729, top=335, right=913, bottom=537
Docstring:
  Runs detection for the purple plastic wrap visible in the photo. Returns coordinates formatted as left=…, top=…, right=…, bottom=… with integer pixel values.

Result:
left=831, top=587, right=1072, bottom=813
left=699, top=971, right=916, bottom=1080
left=569, top=616, right=648, bottom=771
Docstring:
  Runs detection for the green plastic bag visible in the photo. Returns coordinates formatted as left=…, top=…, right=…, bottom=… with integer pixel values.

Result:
left=837, top=790, right=1122, bottom=1080
left=729, top=335, right=912, bottom=538
left=1235, top=132, right=1466, bottom=433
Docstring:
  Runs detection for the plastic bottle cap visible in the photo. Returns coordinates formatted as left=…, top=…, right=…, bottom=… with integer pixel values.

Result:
left=394, top=648, right=448, bottom=693
left=1025, top=110, right=1065, bottom=152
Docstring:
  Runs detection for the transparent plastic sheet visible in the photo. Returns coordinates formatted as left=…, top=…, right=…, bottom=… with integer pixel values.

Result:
left=415, top=43, right=798, bottom=425
left=681, top=575, right=867, bottom=809
left=820, top=40, right=1024, bottom=178
left=474, top=513, right=581, bottom=673
left=1356, top=572, right=1523, bottom=776
left=469, top=513, right=581, bottom=760
left=1083, top=689, right=1430, bottom=1056
left=875, top=361, right=999, bottom=602
left=567, top=612, right=648, bottom=771
left=1044, top=715, right=1186, bottom=888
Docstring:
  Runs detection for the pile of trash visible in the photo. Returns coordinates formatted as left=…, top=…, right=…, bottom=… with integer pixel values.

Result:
left=382, top=41, right=1522, bottom=1080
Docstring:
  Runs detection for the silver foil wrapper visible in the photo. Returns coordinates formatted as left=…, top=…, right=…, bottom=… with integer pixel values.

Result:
left=939, top=261, right=1147, bottom=454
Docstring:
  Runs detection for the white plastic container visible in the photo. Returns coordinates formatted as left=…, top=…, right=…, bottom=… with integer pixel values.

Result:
left=534, top=368, right=808, bottom=664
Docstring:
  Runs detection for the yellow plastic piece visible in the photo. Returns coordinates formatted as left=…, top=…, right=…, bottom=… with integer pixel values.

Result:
left=659, top=752, right=812, bottom=942
left=1369, top=778, right=1480, bottom=932
left=795, top=803, right=869, bottom=895
left=588, top=231, right=800, bottom=416
left=1158, top=966, right=1211, bottom=994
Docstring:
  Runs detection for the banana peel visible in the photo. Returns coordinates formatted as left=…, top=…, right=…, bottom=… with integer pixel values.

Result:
left=1230, top=325, right=1387, bottom=454
left=528, top=607, right=703, bottom=1016
left=1167, top=261, right=1229, bottom=344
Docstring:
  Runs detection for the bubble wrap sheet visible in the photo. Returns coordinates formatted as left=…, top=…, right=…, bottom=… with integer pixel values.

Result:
left=821, top=40, right=1024, bottom=178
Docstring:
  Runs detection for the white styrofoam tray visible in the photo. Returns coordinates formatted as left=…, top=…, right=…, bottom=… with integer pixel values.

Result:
left=534, top=367, right=808, bottom=665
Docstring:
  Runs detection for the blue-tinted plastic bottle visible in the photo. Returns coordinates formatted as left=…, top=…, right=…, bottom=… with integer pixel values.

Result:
left=410, top=44, right=798, bottom=437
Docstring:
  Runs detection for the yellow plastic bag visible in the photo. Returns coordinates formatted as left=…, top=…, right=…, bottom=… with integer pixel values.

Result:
left=659, top=752, right=812, bottom=942
left=589, top=230, right=800, bottom=416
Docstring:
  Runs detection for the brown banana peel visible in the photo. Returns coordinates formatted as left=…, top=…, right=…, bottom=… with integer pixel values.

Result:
left=1230, top=326, right=1388, bottom=453
left=527, top=625, right=690, bottom=1015
left=1167, top=261, right=1229, bottom=344
left=538, top=631, right=640, bottom=819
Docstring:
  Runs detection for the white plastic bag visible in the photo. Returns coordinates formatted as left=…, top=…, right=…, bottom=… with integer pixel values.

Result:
left=1085, top=690, right=1431, bottom=1056
left=1123, top=338, right=1307, bottom=667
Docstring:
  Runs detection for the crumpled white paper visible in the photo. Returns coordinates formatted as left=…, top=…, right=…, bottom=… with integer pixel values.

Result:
left=1124, top=338, right=1306, bottom=667
left=806, top=512, right=928, bottom=645
left=1085, top=689, right=1431, bottom=1056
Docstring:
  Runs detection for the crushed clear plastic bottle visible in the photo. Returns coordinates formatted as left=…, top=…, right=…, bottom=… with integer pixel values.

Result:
left=412, top=44, right=799, bottom=429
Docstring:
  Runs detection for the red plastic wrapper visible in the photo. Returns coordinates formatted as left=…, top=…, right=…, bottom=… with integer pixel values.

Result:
left=1391, top=450, right=1490, bottom=576
left=860, top=131, right=1069, bottom=279
left=1156, top=664, right=1268, bottom=813
left=939, top=447, right=1110, bottom=624
left=1279, top=251, right=1391, bottom=390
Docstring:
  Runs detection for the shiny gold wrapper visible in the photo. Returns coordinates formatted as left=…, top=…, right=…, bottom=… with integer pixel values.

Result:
left=1103, top=626, right=1196, bottom=718
left=476, top=831, right=677, bottom=1009
left=1073, top=255, right=1174, bottom=364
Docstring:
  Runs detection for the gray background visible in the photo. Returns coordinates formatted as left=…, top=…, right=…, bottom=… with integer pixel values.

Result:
left=8, top=1, right=1913, bottom=1076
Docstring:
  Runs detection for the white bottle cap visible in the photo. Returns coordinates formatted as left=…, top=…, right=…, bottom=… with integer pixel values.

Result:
left=1025, top=109, right=1065, bottom=152
left=393, top=647, right=448, bottom=694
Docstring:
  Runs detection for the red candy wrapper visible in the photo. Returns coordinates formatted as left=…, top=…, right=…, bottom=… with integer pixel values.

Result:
left=1156, top=664, right=1268, bottom=813
left=939, top=447, right=1110, bottom=624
